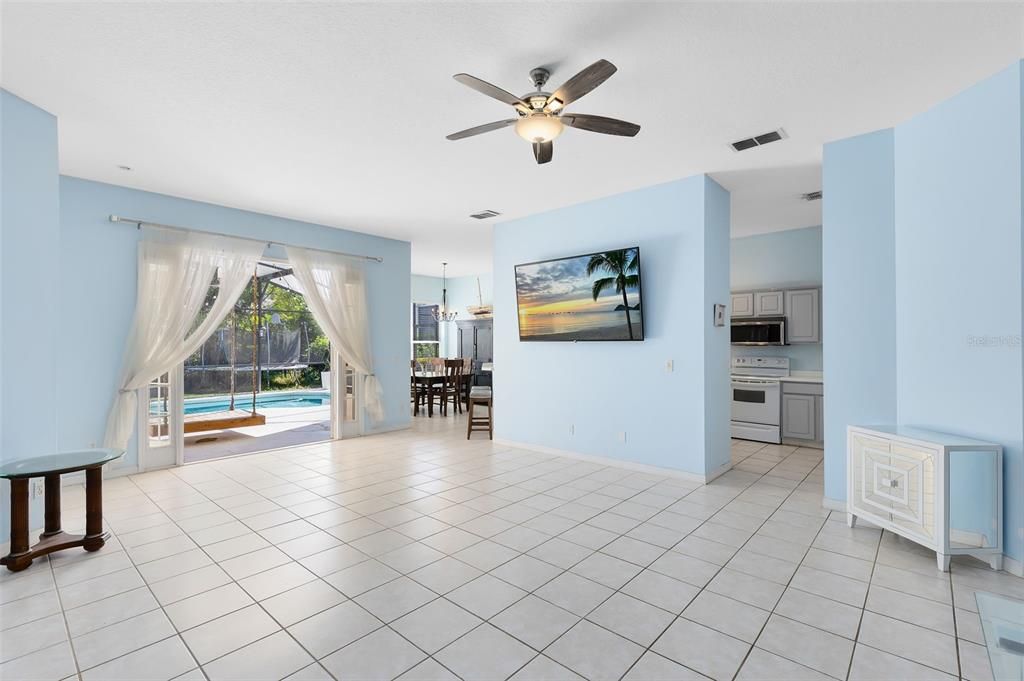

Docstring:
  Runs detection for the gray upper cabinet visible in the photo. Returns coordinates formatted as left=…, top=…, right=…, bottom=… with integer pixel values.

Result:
left=731, top=292, right=754, bottom=318
left=785, top=288, right=820, bottom=343
left=754, top=291, right=784, bottom=317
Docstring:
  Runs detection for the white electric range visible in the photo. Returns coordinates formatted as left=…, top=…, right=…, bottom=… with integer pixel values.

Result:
left=730, top=356, right=790, bottom=444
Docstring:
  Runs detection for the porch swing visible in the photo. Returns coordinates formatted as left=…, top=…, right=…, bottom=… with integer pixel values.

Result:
left=182, top=270, right=267, bottom=434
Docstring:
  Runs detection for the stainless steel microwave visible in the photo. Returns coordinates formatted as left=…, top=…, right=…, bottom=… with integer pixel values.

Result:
left=731, top=317, right=787, bottom=346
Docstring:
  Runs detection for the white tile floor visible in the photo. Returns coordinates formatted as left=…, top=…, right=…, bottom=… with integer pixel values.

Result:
left=2, top=417, right=1021, bottom=681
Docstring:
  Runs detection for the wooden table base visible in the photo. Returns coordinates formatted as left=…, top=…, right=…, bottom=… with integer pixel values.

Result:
left=2, top=467, right=109, bottom=572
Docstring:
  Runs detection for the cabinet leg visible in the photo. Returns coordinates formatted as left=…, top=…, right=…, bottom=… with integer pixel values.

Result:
left=846, top=513, right=857, bottom=529
left=937, top=552, right=951, bottom=572
left=988, top=554, right=1004, bottom=571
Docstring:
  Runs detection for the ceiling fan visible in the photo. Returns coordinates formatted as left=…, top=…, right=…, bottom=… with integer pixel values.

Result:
left=446, top=59, right=641, bottom=165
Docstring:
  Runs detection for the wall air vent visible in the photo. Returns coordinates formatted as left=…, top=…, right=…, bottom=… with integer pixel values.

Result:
left=801, top=190, right=823, bottom=201
left=730, top=128, right=788, bottom=152
left=470, top=209, right=501, bottom=220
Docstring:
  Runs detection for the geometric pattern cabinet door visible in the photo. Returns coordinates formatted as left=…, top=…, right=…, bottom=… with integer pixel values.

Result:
left=848, top=430, right=894, bottom=524
left=887, top=441, right=937, bottom=544
left=847, top=425, right=1003, bottom=573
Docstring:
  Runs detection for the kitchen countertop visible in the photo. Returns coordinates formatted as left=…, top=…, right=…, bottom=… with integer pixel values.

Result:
left=781, top=371, right=824, bottom=384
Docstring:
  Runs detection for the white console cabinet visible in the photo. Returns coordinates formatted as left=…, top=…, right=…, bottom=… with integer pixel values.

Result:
left=847, top=425, right=1003, bottom=572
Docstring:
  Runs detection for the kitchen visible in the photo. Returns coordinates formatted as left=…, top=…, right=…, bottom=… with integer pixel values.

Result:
left=729, top=225, right=823, bottom=447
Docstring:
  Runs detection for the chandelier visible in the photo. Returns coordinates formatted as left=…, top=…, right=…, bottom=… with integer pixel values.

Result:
left=433, top=262, right=458, bottom=323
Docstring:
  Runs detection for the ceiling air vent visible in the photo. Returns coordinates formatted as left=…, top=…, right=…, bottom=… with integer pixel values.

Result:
left=470, top=209, right=501, bottom=220
left=730, top=128, right=788, bottom=152
left=801, top=190, right=823, bottom=201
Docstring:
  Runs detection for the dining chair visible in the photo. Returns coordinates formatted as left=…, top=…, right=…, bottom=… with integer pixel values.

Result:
left=410, top=359, right=425, bottom=415
left=437, top=359, right=464, bottom=416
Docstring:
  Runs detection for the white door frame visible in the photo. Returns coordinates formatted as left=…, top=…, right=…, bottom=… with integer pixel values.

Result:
left=332, top=350, right=364, bottom=440
left=136, top=365, right=184, bottom=472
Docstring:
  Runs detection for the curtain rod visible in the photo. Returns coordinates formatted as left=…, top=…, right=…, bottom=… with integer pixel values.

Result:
left=108, top=215, right=384, bottom=263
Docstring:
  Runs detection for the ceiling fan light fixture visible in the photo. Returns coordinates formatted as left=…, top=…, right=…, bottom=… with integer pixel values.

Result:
left=515, top=114, right=564, bottom=144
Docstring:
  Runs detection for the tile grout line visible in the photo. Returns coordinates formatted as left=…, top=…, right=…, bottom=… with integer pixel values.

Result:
left=28, top=425, right=1007, bottom=681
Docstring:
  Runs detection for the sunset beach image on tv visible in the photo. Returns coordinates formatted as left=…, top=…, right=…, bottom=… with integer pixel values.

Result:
left=515, top=247, right=644, bottom=342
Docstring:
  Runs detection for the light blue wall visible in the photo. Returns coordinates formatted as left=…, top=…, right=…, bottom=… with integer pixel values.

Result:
left=58, top=177, right=413, bottom=473
left=730, top=226, right=823, bottom=371
left=492, top=176, right=730, bottom=477
left=411, top=275, right=443, bottom=304
left=731, top=226, right=822, bottom=290
left=894, top=61, right=1023, bottom=562
left=1, top=91, right=61, bottom=534
left=822, top=129, right=898, bottom=504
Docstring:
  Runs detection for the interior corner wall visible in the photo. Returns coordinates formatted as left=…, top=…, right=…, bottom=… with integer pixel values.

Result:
left=492, top=175, right=730, bottom=478
left=822, top=61, right=1024, bottom=565
left=1, top=90, right=61, bottom=535
left=894, top=60, right=1024, bottom=563
left=821, top=129, right=897, bottom=504
left=702, top=178, right=732, bottom=477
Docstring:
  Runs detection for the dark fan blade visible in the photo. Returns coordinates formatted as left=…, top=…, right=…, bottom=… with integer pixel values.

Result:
left=545, top=59, right=617, bottom=110
left=453, top=74, right=530, bottom=112
left=446, top=119, right=517, bottom=141
left=533, top=141, right=553, bottom=164
left=562, top=114, right=640, bottom=137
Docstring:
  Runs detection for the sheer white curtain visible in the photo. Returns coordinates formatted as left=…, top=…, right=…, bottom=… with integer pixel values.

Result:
left=104, top=228, right=265, bottom=450
left=286, top=246, right=385, bottom=423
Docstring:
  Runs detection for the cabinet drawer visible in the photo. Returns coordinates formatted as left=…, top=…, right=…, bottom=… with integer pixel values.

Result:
left=782, top=382, right=823, bottom=396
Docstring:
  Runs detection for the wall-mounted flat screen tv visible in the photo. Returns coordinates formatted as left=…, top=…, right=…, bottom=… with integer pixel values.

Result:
left=515, top=247, right=644, bottom=342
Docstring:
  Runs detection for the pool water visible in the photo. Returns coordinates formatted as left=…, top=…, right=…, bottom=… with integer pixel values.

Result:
left=178, top=391, right=331, bottom=416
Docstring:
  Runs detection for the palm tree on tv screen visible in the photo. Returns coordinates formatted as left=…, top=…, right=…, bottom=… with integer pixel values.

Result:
left=586, top=249, right=640, bottom=339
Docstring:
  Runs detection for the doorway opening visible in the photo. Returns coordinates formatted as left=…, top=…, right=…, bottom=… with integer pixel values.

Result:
left=175, top=261, right=335, bottom=463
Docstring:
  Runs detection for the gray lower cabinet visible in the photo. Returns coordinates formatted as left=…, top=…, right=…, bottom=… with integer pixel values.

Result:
left=782, top=394, right=816, bottom=440
left=781, top=381, right=824, bottom=445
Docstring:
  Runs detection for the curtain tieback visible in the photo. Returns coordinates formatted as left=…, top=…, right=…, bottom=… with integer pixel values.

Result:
left=118, top=389, right=133, bottom=394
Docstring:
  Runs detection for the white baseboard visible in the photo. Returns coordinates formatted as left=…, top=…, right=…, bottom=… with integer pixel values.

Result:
left=364, top=422, right=412, bottom=437
left=822, top=496, right=845, bottom=511
left=1004, top=554, right=1024, bottom=577
left=493, top=438, right=721, bottom=484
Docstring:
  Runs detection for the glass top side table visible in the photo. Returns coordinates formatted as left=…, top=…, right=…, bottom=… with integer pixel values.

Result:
left=1, top=448, right=125, bottom=572
left=976, top=590, right=1024, bottom=681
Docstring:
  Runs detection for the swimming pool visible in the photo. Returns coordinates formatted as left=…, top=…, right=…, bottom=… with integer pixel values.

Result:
left=179, top=390, right=331, bottom=415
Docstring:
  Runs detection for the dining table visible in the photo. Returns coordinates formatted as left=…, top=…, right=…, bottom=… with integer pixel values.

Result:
left=411, top=370, right=446, bottom=417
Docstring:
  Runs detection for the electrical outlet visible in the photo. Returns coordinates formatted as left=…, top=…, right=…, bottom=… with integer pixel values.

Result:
left=665, top=360, right=674, bottom=373
left=569, top=424, right=575, bottom=436
left=618, top=431, right=627, bottom=444
left=31, top=479, right=45, bottom=499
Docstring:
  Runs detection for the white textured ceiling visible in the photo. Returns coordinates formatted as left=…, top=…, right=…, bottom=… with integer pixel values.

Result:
left=3, top=2, right=1022, bottom=275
